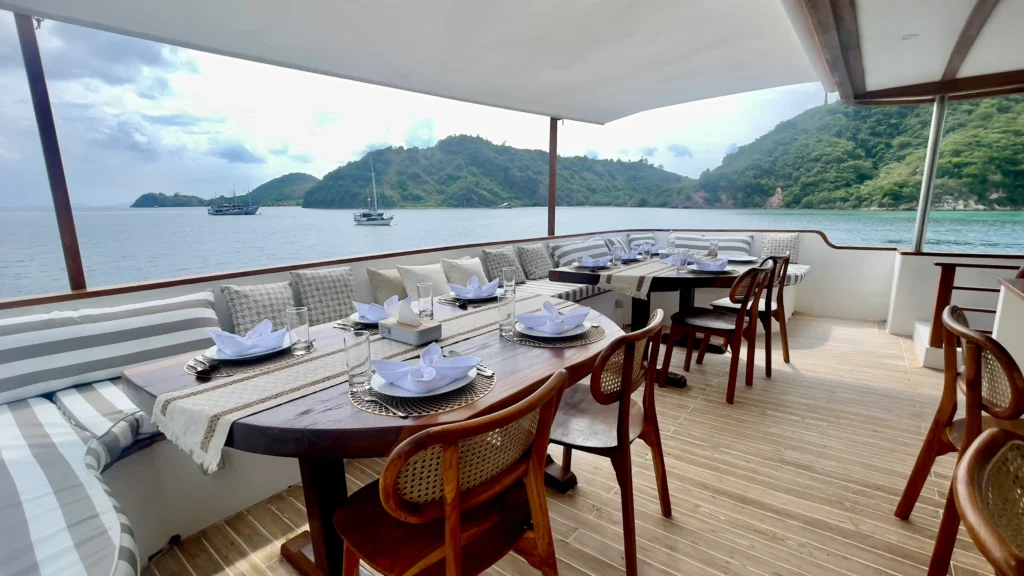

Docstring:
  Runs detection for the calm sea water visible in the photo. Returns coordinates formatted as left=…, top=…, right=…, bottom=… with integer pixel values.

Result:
left=2, top=206, right=1022, bottom=299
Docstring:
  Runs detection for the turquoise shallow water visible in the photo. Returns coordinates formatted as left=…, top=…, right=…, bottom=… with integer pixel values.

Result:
left=1, top=206, right=1021, bottom=299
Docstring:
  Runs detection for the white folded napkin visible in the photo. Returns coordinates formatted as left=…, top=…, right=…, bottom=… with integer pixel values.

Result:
left=449, top=275, right=499, bottom=299
left=579, top=255, right=612, bottom=267
left=649, top=243, right=662, bottom=254
left=371, top=343, right=481, bottom=394
left=695, top=257, right=728, bottom=271
left=662, top=252, right=696, bottom=266
left=386, top=295, right=422, bottom=326
left=616, top=248, right=641, bottom=260
left=516, top=301, right=591, bottom=335
left=352, top=295, right=397, bottom=322
left=209, top=319, right=288, bottom=358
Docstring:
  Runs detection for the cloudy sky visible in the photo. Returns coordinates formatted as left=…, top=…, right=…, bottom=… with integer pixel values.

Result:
left=0, top=12, right=831, bottom=208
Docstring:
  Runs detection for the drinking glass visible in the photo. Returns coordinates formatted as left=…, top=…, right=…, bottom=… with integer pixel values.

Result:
left=416, top=283, right=433, bottom=320
left=708, top=238, right=720, bottom=258
left=642, top=243, right=652, bottom=260
left=501, top=266, right=517, bottom=296
left=344, top=330, right=372, bottom=390
left=612, top=250, right=622, bottom=267
left=677, top=249, right=691, bottom=275
left=497, top=292, right=516, bottom=337
left=286, top=307, right=312, bottom=356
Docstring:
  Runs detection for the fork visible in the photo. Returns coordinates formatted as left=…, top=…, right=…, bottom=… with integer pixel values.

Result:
left=354, top=383, right=408, bottom=418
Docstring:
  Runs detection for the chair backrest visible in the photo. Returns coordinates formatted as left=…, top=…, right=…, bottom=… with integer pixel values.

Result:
left=727, top=263, right=774, bottom=331
left=761, top=255, right=791, bottom=307
left=379, top=370, right=567, bottom=526
left=943, top=306, right=1024, bottom=420
left=589, top=310, right=665, bottom=407
left=954, top=428, right=1024, bottom=576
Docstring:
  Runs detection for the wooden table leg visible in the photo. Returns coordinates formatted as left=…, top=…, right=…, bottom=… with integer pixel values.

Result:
left=282, top=458, right=348, bottom=576
left=662, top=289, right=693, bottom=388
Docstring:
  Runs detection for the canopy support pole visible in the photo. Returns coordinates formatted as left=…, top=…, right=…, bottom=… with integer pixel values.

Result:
left=911, top=95, right=947, bottom=252
left=15, top=13, right=86, bottom=291
left=548, top=117, right=558, bottom=236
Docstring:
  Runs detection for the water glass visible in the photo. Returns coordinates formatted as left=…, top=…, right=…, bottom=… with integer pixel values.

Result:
left=612, top=250, right=622, bottom=267
left=677, top=249, right=691, bottom=275
left=286, top=307, right=312, bottom=356
left=708, top=238, right=720, bottom=258
left=344, top=331, right=372, bottom=390
left=501, top=266, right=517, bottom=296
left=497, top=293, right=516, bottom=337
left=416, top=283, right=433, bottom=320
left=642, top=243, right=652, bottom=260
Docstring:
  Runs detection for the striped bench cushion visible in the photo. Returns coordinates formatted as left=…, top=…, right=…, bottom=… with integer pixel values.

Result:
left=519, top=280, right=606, bottom=302
left=785, top=264, right=810, bottom=286
left=669, top=234, right=754, bottom=255
left=548, top=238, right=611, bottom=268
left=0, top=292, right=220, bottom=405
left=0, top=397, right=138, bottom=576
left=54, top=379, right=155, bottom=471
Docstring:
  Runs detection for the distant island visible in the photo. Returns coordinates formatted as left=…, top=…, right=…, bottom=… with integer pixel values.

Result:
left=131, top=173, right=319, bottom=208
left=134, top=95, right=1024, bottom=211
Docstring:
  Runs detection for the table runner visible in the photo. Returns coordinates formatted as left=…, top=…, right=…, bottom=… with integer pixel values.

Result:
left=594, top=259, right=676, bottom=299
left=152, top=293, right=563, bottom=472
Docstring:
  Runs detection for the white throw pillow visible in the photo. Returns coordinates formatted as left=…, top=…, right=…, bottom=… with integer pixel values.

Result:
left=397, top=263, right=450, bottom=300
left=440, top=257, right=488, bottom=287
left=366, top=268, right=408, bottom=304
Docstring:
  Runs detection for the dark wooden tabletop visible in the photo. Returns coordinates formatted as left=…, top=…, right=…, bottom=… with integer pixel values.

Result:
left=122, top=298, right=624, bottom=460
left=550, top=261, right=755, bottom=292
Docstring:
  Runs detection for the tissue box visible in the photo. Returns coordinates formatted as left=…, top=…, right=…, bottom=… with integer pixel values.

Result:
left=378, top=317, right=442, bottom=346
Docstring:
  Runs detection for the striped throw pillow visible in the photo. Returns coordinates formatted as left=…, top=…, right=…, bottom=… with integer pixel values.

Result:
left=604, top=235, right=629, bottom=254
left=669, top=234, right=754, bottom=255
left=627, top=233, right=656, bottom=249
left=0, top=292, right=220, bottom=405
left=549, top=237, right=612, bottom=267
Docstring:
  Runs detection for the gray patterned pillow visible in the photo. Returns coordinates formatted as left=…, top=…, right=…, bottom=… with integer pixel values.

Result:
left=516, top=243, right=554, bottom=280
left=760, top=233, right=799, bottom=262
left=220, top=281, right=295, bottom=334
left=291, top=267, right=357, bottom=326
left=480, top=246, right=526, bottom=284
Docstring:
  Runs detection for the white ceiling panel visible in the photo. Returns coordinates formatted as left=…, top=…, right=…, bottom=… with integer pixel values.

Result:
left=959, top=0, right=1024, bottom=79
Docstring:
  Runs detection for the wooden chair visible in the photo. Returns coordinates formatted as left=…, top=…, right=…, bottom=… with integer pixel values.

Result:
left=895, top=305, right=1024, bottom=576
left=712, top=255, right=792, bottom=377
left=333, top=370, right=568, bottom=576
left=659, top=263, right=773, bottom=404
left=546, top=310, right=670, bottom=576
left=954, top=428, right=1024, bottom=576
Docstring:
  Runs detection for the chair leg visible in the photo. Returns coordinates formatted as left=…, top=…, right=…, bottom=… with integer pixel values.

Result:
left=745, top=321, right=757, bottom=388
left=659, top=323, right=684, bottom=387
left=927, top=481, right=961, bottom=576
left=342, top=543, right=361, bottom=576
left=776, top=305, right=791, bottom=364
left=761, top=313, right=772, bottom=378
left=683, top=333, right=696, bottom=372
left=611, top=446, right=638, bottom=576
left=726, top=332, right=742, bottom=404
left=695, top=335, right=710, bottom=365
left=895, top=425, right=943, bottom=519
left=641, top=422, right=672, bottom=518
left=524, top=463, right=559, bottom=576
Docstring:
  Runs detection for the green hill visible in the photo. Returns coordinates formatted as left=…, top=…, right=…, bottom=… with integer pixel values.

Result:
left=208, top=173, right=319, bottom=206
left=130, top=192, right=207, bottom=208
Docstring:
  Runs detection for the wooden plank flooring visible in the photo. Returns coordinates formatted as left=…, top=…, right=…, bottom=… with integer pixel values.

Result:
left=142, top=314, right=988, bottom=576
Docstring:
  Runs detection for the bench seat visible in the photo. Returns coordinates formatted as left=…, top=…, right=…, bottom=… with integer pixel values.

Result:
left=0, top=397, right=138, bottom=576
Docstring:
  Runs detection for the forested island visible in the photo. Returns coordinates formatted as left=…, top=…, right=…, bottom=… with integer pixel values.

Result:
left=135, top=95, right=1024, bottom=211
left=131, top=173, right=319, bottom=208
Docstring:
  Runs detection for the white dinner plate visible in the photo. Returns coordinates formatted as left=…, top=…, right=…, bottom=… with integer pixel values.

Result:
left=369, top=367, right=478, bottom=398
left=686, top=264, right=738, bottom=274
left=725, top=255, right=759, bottom=263
left=514, top=321, right=592, bottom=339
left=203, top=340, right=293, bottom=362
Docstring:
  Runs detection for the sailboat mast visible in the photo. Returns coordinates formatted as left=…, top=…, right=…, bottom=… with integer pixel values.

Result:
left=370, top=155, right=379, bottom=213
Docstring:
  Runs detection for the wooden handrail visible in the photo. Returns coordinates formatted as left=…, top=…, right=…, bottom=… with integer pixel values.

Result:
left=928, top=261, right=1024, bottom=348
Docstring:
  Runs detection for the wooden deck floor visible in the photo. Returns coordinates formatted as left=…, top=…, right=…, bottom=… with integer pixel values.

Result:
left=142, top=314, right=989, bottom=576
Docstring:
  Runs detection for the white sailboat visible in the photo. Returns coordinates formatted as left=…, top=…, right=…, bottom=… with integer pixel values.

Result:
left=353, top=154, right=394, bottom=226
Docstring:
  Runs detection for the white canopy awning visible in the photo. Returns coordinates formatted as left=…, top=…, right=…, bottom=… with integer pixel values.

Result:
left=0, top=0, right=825, bottom=123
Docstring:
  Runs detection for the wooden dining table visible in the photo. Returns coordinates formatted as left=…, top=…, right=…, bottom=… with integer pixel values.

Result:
left=550, top=260, right=759, bottom=387
left=121, top=297, right=623, bottom=576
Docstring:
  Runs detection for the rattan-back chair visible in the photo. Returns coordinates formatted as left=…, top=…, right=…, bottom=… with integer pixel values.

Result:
left=659, top=263, right=773, bottom=404
left=546, top=310, right=669, bottom=576
left=712, top=255, right=792, bottom=377
left=895, top=305, right=1024, bottom=576
left=954, top=428, right=1024, bottom=576
left=333, top=370, right=567, bottom=576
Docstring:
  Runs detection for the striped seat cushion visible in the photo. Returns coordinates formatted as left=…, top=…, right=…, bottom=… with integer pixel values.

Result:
left=669, top=234, right=754, bottom=255
left=548, top=238, right=612, bottom=268
left=54, top=379, right=155, bottom=471
left=0, top=292, right=220, bottom=405
left=785, top=264, right=810, bottom=286
left=0, top=397, right=138, bottom=576
left=518, top=279, right=606, bottom=302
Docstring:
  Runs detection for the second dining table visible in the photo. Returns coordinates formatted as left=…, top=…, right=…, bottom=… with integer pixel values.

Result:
left=121, top=292, right=624, bottom=576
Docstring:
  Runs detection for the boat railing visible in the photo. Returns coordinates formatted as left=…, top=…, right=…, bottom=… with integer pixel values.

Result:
left=929, top=261, right=1024, bottom=347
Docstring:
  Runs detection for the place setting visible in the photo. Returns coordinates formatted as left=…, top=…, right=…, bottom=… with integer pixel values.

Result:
left=346, top=341, right=496, bottom=417
left=572, top=254, right=613, bottom=272
left=437, top=274, right=502, bottom=308
left=336, top=296, right=404, bottom=334
left=501, top=301, right=607, bottom=347
left=185, top=308, right=315, bottom=377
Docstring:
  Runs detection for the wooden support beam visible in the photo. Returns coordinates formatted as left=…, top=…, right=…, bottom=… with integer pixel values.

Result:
left=547, top=118, right=558, bottom=237
left=15, top=13, right=87, bottom=291
left=858, top=69, right=1024, bottom=102
left=830, top=0, right=865, bottom=96
left=800, top=0, right=862, bottom=102
left=942, top=0, right=1001, bottom=81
